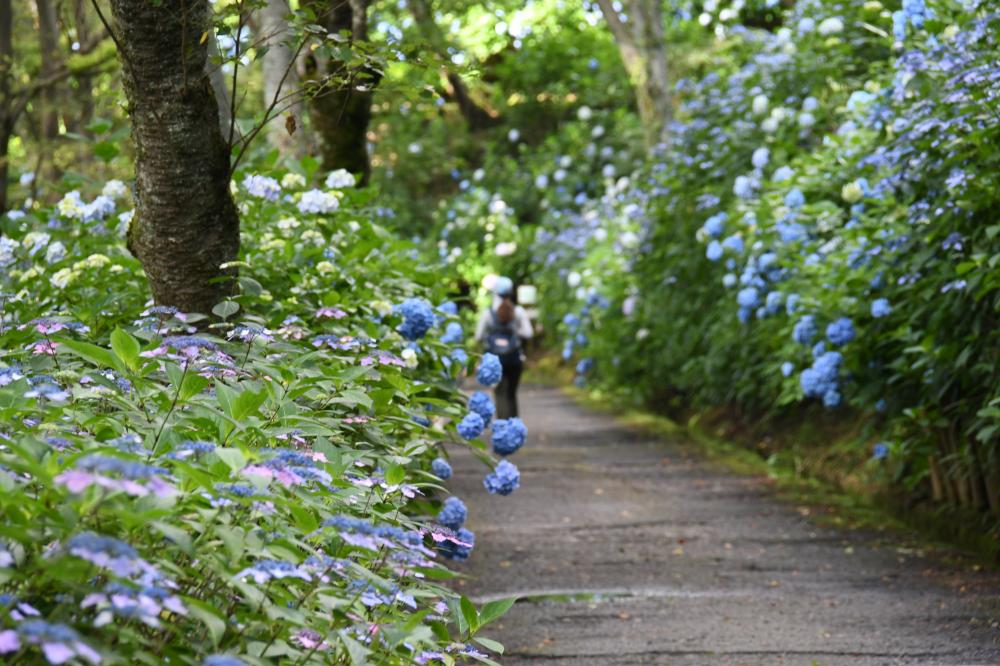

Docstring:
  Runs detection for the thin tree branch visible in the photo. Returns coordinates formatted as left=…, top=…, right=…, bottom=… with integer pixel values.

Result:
left=229, top=34, right=309, bottom=174
left=227, top=0, right=245, bottom=149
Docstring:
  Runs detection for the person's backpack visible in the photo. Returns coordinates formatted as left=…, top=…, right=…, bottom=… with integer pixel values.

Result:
left=485, top=309, right=521, bottom=358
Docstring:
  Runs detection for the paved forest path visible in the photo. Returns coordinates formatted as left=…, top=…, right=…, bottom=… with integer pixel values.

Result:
left=448, top=386, right=1000, bottom=665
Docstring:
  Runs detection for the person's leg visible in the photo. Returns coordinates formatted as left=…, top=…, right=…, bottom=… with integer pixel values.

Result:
left=494, top=375, right=511, bottom=419
left=506, top=357, right=523, bottom=418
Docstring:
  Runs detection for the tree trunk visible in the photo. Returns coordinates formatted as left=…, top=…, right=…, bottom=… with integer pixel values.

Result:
left=109, top=0, right=240, bottom=314
left=259, top=0, right=305, bottom=159
left=35, top=0, right=62, bottom=140
left=596, top=0, right=671, bottom=146
left=409, top=0, right=501, bottom=132
left=0, top=0, right=11, bottom=214
left=68, top=0, right=95, bottom=133
left=303, top=0, right=377, bottom=183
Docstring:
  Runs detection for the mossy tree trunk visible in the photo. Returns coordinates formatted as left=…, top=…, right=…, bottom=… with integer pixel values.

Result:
left=303, top=0, right=378, bottom=184
left=596, top=0, right=672, bottom=147
left=109, top=0, right=240, bottom=314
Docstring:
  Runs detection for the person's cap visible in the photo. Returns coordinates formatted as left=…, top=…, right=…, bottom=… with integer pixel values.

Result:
left=494, top=276, right=514, bottom=296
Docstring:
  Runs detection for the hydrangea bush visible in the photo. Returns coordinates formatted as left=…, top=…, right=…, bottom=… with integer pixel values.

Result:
left=428, top=0, right=1000, bottom=517
left=0, top=168, right=520, bottom=663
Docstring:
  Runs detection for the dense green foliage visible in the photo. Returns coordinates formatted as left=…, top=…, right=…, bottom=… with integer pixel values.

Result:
left=419, top=1, right=1000, bottom=521
left=4, top=0, right=1000, bottom=661
left=0, top=173, right=517, bottom=663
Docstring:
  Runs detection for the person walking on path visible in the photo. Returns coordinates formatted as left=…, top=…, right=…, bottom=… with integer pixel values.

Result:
left=475, top=276, right=533, bottom=419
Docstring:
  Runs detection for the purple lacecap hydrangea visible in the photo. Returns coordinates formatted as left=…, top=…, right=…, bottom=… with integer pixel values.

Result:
left=491, top=418, right=528, bottom=456
left=437, top=496, right=467, bottom=530
left=0, top=620, right=101, bottom=664
left=476, top=353, right=502, bottom=387
left=235, top=559, right=312, bottom=585
left=456, top=412, right=485, bottom=440
left=483, top=460, right=520, bottom=496
left=438, top=527, right=475, bottom=561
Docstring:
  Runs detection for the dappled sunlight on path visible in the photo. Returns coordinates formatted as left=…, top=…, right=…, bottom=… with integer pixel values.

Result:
left=449, top=387, right=1000, bottom=665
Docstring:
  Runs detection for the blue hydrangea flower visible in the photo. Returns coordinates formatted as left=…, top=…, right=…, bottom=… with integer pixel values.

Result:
left=456, top=412, right=485, bottom=440
left=437, top=497, right=467, bottom=530
left=476, top=353, right=502, bottom=387
left=721, top=235, right=744, bottom=254
left=773, top=166, right=795, bottom=182
left=800, top=351, right=843, bottom=407
left=792, top=315, right=816, bottom=345
left=492, top=418, right=528, bottom=456
left=733, top=175, right=757, bottom=199
left=870, top=298, right=892, bottom=318
left=703, top=213, right=726, bottom=237
left=396, top=298, right=435, bottom=341
left=737, top=287, right=760, bottom=309
left=784, top=188, right=805, bottom=209
left=241, top=174, right=280, bottom=201
left=205, top=656, right=248, bottom=666
left=826, top=317, right=855, bottom=346
left=438, top=301, right=458, bottom=316
left=751, top=147, right=770, bottom=169
left=468, top=391, right=495, bottom=423
left=706, top=240, right=723, bottom=261
left=431, top=458, right=452, bottom=479
left=781, top=362, right=794, bottom=377
left=440, top=322, right=463, bottom=344
left=483, top=460, right=520, bottom=496
left=575, top=358, right=594, bottom=375
left=451, top=348, right=469, bottom=368
left=873, top=442, right=889, bottom=460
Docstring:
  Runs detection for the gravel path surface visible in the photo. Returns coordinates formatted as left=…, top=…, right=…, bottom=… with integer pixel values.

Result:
left=448, top=386, right=1000, bottom=665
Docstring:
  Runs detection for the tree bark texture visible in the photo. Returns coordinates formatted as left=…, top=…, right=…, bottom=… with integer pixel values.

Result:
left=596, top=0, right=671, bottom=146
left=303, top=0, right=377, bottom=183
left=260, top=0, right=305, bottom=159
left=409, top=0, right=500, bottom=132
left=67, top=0, right=96, bottom=133
left=109, top=0, right=240, bottom=314
left=35, top=0, right=62, bottom=141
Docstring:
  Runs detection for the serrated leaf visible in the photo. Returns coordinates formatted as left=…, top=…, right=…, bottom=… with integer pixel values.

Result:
left=212, top=300, right=240, bottom=320
left=151, top=520, right=193, bottom=555
left=384, top=464, right=405, bottom=486
left=59, top=338, right=123, bottom=373
left=214, top=447, right=246, bottom=472
left=478, top=596, right=517, bottom=628
left=110, top=331, right=139, bottom=364
left=179, top=374, right=210, bottom=402
left=185, top=598, right=227, bottom=645
left=473, top=636, right=504, bottom=654
left=460, top=595, right=479, bottom=634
